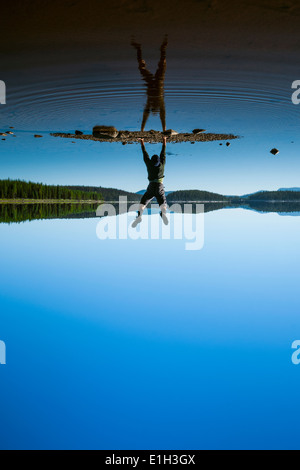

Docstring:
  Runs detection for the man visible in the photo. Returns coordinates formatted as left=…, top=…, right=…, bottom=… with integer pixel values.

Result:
left=131, top=36, right=168, bottom=132
left=132, top=137, right=169, bottom=227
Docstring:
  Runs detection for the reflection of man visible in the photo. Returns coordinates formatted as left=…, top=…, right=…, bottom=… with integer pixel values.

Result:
left=132, top=137, right=169, bottom=227
left=131, top=36, right=168, bottom=132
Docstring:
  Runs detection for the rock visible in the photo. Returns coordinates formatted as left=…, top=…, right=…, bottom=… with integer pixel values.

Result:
left=6, top=131, right=14, bottom=135
left=163, top=129, right=178, bottom=136
left=34, top=135, right=43, bottom=138
left=226, top=142, right=231, bottom=147
left=93, top=126, right=118, bottom=139
left=75, top=130, right=83, bottom=136
left=51, top=130, right=239, bottom=144
left=118, top=131, right=130, bottom=138
left=192, top=129, right=206, bottom=134
left=270, top=148, right=279, bottom=156
left=0, top=133, right=7, bottom=137
left=2, top=138, right=5, bottom=141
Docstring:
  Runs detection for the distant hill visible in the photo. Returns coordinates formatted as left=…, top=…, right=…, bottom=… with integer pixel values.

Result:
left=240, top=190, right=265, bottom=198
left=137, top=190, right=174, bottom=196
left=67, top=185, right=140, bottom=201
left=167, top=190, right=228, bottom=202
left=279, top=188, right=300, bottom=192
left=245, top=188, right=300, bottom=197
left=247, top=190, right=300, bottom=201
left=166, top=188, right=300, bottom=203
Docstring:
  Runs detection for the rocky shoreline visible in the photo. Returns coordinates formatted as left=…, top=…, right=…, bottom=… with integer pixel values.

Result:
left=51, top=130, right=239, bottom=144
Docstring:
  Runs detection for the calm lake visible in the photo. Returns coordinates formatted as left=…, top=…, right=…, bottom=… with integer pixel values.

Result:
left=1, top=29, right=300, bottom=449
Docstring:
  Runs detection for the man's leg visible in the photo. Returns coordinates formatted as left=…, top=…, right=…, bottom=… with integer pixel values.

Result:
left=156, top=37, right=167, bottom=132
left=141, top=105, right=150, bottom=132
left=131, top=40, right=153, bottom=82
left=156, top=184, right=169, bottom=225
left=160, top=101, right=167, bottom=133
left=132, top=185, right=154, bottom=227
left=155, top=36, right=168, bottom=81
left=140, top=185, right=155, bottom=213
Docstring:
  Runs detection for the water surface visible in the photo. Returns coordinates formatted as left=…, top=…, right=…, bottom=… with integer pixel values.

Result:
left=1, top=28, right=300, bottom=450
left=0, top=207, right=300, bottom=449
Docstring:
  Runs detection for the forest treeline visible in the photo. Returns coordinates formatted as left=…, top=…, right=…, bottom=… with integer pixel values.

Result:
left=0, top=179, right=103, bottom=201
left=2, top=180, right=300, bottom=204
left=0, top=203, right=99, bottom=224
left=0, top=179, right=141, bottom=202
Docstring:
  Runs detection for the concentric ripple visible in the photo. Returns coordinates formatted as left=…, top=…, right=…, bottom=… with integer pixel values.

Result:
left=2, top=68, right=298, bottom=133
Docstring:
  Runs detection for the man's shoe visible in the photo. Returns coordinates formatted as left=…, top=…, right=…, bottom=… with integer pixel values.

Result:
left=160, top=212, right=169, bottom=226
left=132, top=216, right=142, bottom=228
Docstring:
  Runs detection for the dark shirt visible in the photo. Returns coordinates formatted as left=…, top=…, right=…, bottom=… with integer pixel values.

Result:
left=142, top=144, right=166, bottom=182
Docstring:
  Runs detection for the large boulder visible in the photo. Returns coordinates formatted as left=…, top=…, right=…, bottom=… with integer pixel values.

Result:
left=93, top=126, right=118, bottom=139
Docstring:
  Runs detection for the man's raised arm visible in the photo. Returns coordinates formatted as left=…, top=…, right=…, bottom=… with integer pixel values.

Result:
left=160, top=136, right=167, bottom=163
left=140, top=139, right=150, bottom=164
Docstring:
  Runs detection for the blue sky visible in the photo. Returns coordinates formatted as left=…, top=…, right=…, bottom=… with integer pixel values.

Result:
left=1, top=210, right=300, bottom=449
left=0, top=130, right=299, bottom=196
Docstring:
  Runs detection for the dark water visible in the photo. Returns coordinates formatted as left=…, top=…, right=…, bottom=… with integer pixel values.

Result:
left=1, top=53, right=299, bottom=195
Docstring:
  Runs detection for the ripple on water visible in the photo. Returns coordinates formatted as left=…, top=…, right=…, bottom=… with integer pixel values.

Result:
left=2, top=69, right=298, bottom=132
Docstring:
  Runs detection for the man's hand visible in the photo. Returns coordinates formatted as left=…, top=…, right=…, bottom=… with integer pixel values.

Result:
left=161, top=35, right=168, bottom=49
left=163, top=136, right=167, bottom=145
left=139, top=138, right=145, bottom=146
left=131, top=36, right=141, bottom=49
